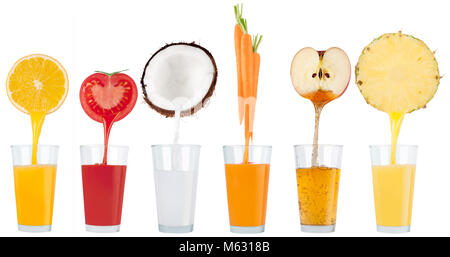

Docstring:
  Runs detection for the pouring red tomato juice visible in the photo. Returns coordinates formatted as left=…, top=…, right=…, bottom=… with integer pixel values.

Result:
left=79, top=70, right=137, bottom=230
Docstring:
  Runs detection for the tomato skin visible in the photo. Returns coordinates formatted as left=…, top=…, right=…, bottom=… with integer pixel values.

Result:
left=80, top=72, right=138, bottom=123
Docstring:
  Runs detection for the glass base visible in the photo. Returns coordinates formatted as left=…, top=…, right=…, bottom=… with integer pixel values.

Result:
left=301, top=224, right=335, bottom=233
left=159, top=224, right=193, bottom=233
left=230, top=225, right=265, bottom=233
left=377, top=225, right=410, bottom=233
left=18, top=225, right=51, bottom=232
left=86, top=225, right=120, bottom=233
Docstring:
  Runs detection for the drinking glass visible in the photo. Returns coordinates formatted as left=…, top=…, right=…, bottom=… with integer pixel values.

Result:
left=80, top=145, right=129, bottom=232
left=11, top=145, right=59, bottom=232
left=294, top=144, right=343, bottom=233
left=223, top=145, right=272, bottom=233
left=370, top=145, right=417, bottom=233
left=152, top=144, right=200, bottom=233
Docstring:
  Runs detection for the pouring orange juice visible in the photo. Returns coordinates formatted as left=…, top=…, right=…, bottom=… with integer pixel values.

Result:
left=6, top=54, right=68, bottom=232
left=356, top=31, right=440, bottom=232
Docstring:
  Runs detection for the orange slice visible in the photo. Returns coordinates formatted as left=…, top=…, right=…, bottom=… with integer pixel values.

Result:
left=6, top=54, right=68, bottom=114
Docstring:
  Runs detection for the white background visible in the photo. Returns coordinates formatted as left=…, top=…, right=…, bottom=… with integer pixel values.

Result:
left=0, top=0, right=449, bottom=237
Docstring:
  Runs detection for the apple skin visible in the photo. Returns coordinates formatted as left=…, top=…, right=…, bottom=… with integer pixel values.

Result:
left=290, top=47, right=351, bottom=103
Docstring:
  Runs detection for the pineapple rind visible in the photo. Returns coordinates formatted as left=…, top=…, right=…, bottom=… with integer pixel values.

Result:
left=355, top=32, right=440, bottom=114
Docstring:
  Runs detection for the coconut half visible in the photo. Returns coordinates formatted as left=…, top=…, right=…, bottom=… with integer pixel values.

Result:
left=141, top=42, right=218, bottom=117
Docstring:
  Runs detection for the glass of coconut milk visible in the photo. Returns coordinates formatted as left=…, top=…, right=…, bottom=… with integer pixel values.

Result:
left=151, top=144, right=200, bottom=233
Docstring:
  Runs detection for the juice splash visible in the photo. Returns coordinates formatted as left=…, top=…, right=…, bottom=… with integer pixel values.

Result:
left=31, top=112, right=46, bottom=164
left=389, top=112, right=405, bottom=164
left=172, top=108, right=182, bottom=170
left=102, top=114, right=119, bottom=164
left=6, top=54, right=69, bottom=164
left=173, top=110, right=181, bottom=145
left=80, top=71, right=137, bottom=164
left=296, top=166, right=340, bottom=225
left=305, top=90, right=337, bottom=166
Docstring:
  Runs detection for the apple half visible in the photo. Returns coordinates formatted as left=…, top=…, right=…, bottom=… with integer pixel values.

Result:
left=290, top=47, right=351, bottom=103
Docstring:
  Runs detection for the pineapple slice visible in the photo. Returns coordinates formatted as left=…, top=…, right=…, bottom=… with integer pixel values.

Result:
left=355, top=32, right=440, bottom=113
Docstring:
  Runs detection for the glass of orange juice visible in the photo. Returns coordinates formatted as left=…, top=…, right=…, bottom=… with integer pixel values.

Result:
left=370, top=145, right=417, bottom=233
left=223, top=145, right=271, bottom=233
left=294, top=144, right=343, bottom=233
left=11, top=145, right=59, bottom=232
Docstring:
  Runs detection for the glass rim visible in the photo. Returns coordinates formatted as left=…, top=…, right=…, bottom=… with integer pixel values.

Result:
left=223, top=144, right=272, bottom=149
left=369, top=144, right=418, bottom=149
left=293, top=144, right=343, bottom=148
left=11, top=144, right=59, bottom=149
left=80, top=144, right=129, bottom=150
left=151, top=144, right=201, bottom=148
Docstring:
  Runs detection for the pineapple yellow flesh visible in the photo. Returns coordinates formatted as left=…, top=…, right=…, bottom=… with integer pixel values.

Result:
left=356, top=32, right=440, bottom=113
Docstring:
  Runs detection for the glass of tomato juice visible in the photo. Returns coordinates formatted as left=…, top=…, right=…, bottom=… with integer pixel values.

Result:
left=80, top=145, right=129, bottom=232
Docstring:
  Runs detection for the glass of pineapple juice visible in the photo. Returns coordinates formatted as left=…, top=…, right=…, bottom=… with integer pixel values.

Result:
left=294, top=144, right=343, bottom=233
left=370, top=145, right=417, bottom=233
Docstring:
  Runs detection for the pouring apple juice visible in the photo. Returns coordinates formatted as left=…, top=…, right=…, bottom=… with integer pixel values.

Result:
left=290, top=47, right=351, bottom=232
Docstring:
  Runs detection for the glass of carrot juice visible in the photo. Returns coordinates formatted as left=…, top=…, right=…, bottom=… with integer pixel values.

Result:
left=223, top=145, right=271, bottom=233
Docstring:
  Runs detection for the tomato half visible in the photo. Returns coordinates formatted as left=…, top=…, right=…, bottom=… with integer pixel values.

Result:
left=80, top=71, right=138, bottom=123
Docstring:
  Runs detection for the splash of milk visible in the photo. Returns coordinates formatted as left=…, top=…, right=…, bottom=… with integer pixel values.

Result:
left=171, top=97, right=189, bottom=170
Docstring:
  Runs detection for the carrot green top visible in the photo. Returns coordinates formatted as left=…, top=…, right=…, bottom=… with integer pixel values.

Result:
left=234, top=4, right=262, bottom=53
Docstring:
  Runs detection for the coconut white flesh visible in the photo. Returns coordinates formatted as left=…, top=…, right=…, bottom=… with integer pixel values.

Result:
left=291, top=47, right=350, bottom=96
left=143, top=44, right=216, bottom=111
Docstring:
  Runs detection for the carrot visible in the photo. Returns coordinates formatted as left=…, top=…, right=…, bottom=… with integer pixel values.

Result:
left=249, top=35, right=262, bottom=142
left=234, top=4, right=247, bottom=124
left=241, top=34, right=253, bottom=99
left=252, top=34, right=262, bottom=95
left=241, top=33, right=253, bottom=148
left=234, top=24, right=244, bottom=124
left=234, top=25, right=243, bottom=89
left=253, top=52, right=260, bottom=97
left=233, top=4, right=263, bottom=152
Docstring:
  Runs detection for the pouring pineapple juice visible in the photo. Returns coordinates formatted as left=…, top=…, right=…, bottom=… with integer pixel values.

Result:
left=356, top=32, right=440, bottom=232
